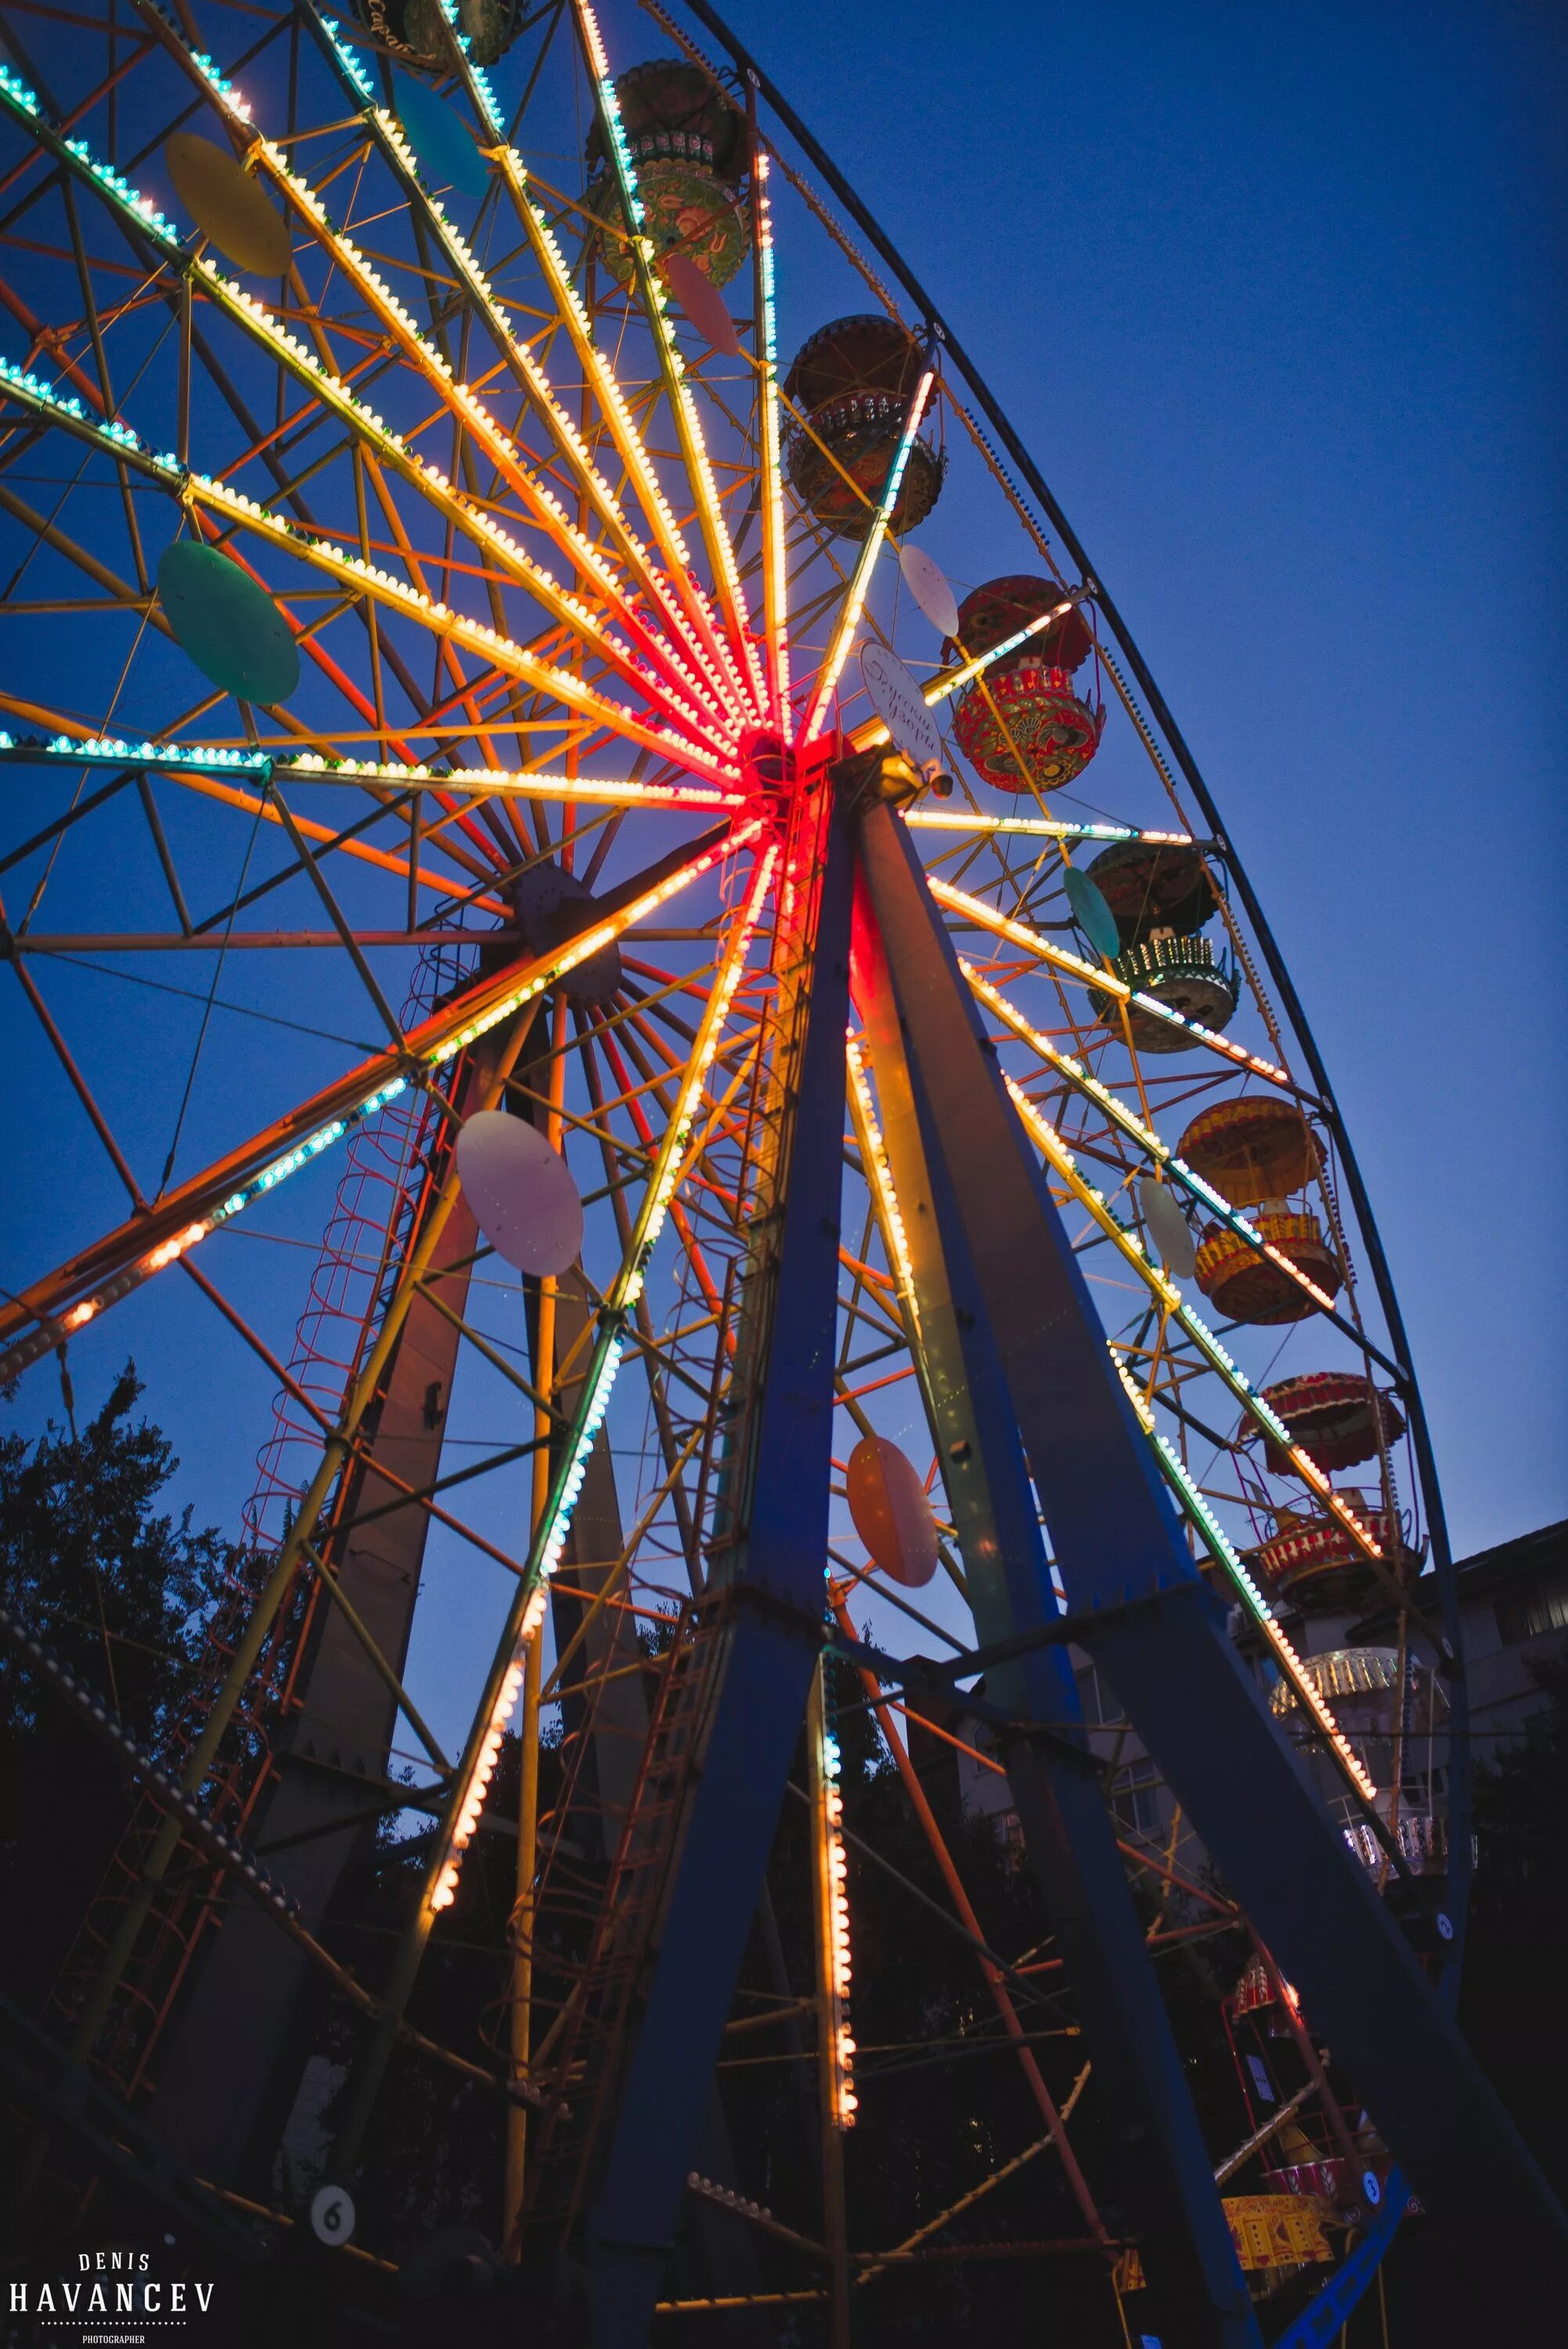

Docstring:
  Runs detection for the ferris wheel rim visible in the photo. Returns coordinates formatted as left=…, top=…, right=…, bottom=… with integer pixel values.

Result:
left=658, top=0, right=1470, bottom=1943
left=0, top=4, right=1483, bottom=2326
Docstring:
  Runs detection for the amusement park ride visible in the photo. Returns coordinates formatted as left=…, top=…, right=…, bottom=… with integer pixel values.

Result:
left=0, top=2, right=1563, bottom=2342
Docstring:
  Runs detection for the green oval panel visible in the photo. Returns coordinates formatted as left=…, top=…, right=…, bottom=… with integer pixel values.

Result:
left=1063, top=864, right=1121, bottom=962
left=395, top=73, right=489, bottom=203
left=157, top=541, right=299, bottom=705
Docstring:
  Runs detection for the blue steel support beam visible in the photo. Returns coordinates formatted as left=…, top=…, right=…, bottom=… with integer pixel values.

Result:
left=852, top=796, right=1568, bottom=2322
left=674, top=0, right=1472, bottom=1979
left=852, top=868, right=1260, bottom=2348
left=585, top=804, right=854, bottom=2345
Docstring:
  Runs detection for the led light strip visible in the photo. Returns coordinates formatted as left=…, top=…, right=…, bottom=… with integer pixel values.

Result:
left=815, top=1696, right=858, bottom=2130
left=31, top=1078, right=409, bottom=1367
left=932, top=875, right=1295, bottom=1088
left=0, top=733, right=744, bottom=807
left=0, top=53, right=730, bottom=748
left=963, top=963, right=1339, bottom=1320
left=0, top=821, right=762, bottom=1387
left=424, top=836, right=780, bottom=1917
left=575, top=0, right=768, bottom=718
left=149, top=13, right=750, bottom=739
left=932, top=593, right=1088, bottom=702
left=907, top=812, right=1192, bottom=847
left=0, top=68, right=179, bottom=257
left=297, top=5, right=747, bottom=734
left=431, top=0, right=505, bottom=136
left=0, top=356, right=737, bottom=777
left=751, top=147, right=791, bottom=725
left=482, top=139, right=752, bottom=727
left=181, top=470, right=739, bottom=778
left=798, top=358, right=938, bottom=745
left=189, top=264, right=728, bottom=745
left=845, top=1032, right=919, bottom=1339
left=0, top=355, right=179, bottom=474
left=1000, top=1073, right=1385, bottom=1571
left=1109, top=1359, right=1379, bottom=1806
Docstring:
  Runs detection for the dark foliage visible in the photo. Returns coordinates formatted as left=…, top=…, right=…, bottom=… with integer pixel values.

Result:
left=0, top=1364, right=232, bottom=2009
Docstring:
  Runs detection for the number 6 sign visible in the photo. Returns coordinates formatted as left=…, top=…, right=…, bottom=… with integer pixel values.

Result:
left=310, top=2185, right=356, bottom=2246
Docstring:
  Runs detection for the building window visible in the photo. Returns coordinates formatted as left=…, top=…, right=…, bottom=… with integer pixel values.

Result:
left=1493, top=1577, right=1568, bottom=1646
left=1112, top=1766, right=1162, bottom=1837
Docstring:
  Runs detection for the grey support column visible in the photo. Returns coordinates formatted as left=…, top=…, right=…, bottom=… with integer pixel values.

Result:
left=853, top=795, right=1568, bottom=2319
left=853, top=857, right=1260, bottom=2348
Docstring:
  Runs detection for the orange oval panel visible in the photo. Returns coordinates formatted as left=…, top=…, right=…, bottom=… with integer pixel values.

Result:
left=846, top=1435, right=939, bottom=1588
left=166, top=134, right=290, bottom=277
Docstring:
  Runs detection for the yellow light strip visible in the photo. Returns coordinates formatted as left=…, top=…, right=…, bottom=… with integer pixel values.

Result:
left=190, top=260, right=728, bottom=748
left=187, top=473, right=740, bottom=778
left=277, top=753, right=741, bottom=807
left=962, top=962, right=1339, bottom=1319
left=166, top=30, right=746, bottom=739
left=813, top=1690, right=857, bottom=2131
left=575, top=2, right=767, bottom=717
left=296, top=3, right=750, bottom=732
left=799, top=363, right=938, bottom=745
left=488, top=141, right=752, bottom=728
left=997, top=1068, right=1383, bottom=1573
left=9, top=822, right=757, bottom=1390
left=845, top=1031, right=919, bottom=1339
left=931, top=876, right=1294, bottom=1089
left=425, top=832, right=779, bottom=1918
left=616, top=839, right=780, bottom=1309
left=751, top=146, right=791, bottom=725
left=847, top=593, right=1090, bottom=752
left=1106, top=1355, right=1380, bottom=1806
left=907, top=812, right=1192, bottom=847
left=0, top=364, right=737, bottom=782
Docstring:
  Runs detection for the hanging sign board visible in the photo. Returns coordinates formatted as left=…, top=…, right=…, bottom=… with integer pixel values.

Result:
left=859, top=643, right=943, bottom=775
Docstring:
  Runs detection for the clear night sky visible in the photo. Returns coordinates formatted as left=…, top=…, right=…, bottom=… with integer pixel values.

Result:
left=2, top=0, right=1563, bottom=1706
left=708, top=0, right=1565, bottom=1556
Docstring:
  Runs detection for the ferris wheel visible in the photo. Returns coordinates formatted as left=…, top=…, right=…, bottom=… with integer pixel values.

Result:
left=0, top=2, right=1562, bottom=2341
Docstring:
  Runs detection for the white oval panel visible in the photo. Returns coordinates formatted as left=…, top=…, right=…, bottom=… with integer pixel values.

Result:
left=1136, top=1174, right=1197, bottom=1280
left=456, top=1110, right=583, bottom=1276
left=898, top=540, right=960, bottom=639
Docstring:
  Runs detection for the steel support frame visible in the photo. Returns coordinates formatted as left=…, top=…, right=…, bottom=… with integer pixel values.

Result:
left=142, top=1045, right=500, bottom=2186
left=672, top=0, right=1472, bottom=1964
left=585, top=806, right=854, bottom=2344
left=852, top=796, right=1568, bottom=2316
left=851, top=867, right=1260, bottom=2349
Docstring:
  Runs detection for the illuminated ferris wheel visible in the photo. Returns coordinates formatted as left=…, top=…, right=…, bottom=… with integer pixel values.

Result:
left=0, top=2, right=1562, bottom=2341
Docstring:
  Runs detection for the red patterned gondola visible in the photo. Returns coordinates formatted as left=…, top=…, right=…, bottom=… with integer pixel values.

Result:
left=1256, top=1370, right=1405, bottom=1477
left=1248, top=1512, right=1402, bottom=1606
left=585, top=61, right=749, bottom=289
left=947, top=576, right=1104, bottom=792
left=1194, top=1211, right=1341, bottom=1325
left=1177, top=1095, right=1321, bottom=1209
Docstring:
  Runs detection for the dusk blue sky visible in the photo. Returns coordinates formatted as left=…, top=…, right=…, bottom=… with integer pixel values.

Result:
left=2, top=0, right=1563, bottom=1735
left=710, top=0, right=1565, bottom=1557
